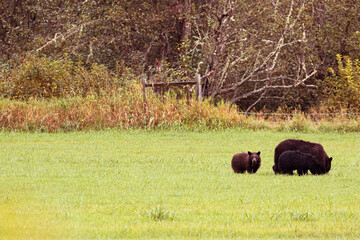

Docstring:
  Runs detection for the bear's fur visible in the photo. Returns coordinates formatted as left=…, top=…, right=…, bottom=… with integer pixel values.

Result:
left=231, top=151, right=261, bottom=174
left=273, top=139, right=332, bottom=174
left=278, top=150, right=322, bottom=175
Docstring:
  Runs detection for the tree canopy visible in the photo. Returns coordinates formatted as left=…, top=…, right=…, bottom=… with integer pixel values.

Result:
left=1, top=0, right=360, bottom=111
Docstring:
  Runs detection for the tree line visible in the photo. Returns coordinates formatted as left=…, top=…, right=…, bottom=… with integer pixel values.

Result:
left=1, top=0, right=360, bottom=111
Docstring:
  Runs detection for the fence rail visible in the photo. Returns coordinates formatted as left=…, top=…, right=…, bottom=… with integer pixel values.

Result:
left=143, top=81, right=196, bottom=87
left=142, top=73, right=202, bottom=103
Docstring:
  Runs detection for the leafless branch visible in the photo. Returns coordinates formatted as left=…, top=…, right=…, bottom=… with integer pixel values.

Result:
left=86, top=41, right=93, bottom=64
left=229, top=70, right=317, bottom=105
left=36, top=33, right=65, bottom=52
left=246, top=89, right=267, bottom=112
left=36, top=20, right=101, bottom=53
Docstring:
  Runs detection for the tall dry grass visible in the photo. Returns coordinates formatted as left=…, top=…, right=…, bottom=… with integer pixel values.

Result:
left=0, top=81, right=243, bottom=131
left=0, top=81, right=359, bottom=132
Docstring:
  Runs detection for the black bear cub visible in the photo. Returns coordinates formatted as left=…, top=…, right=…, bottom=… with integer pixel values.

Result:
left=231, top=151, right=261, bottom=174
left=278, top=150, right=322, bottom=176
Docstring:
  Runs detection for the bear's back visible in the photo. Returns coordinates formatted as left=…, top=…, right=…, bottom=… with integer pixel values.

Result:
left=231, top=152, right=249, bottom=173
left=274, top=139, right=329, bottom=173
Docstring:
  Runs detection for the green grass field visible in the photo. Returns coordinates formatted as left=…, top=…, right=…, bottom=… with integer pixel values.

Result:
left=0, top=130, right=359, bottom=239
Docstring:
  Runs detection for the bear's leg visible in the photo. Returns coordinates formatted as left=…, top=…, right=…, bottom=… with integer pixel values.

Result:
left=248, top=167, right=259, bottom=174
left=297, top=169, right=308, bottom=176
left=310, top=168, right=320, bottom=175
left=273, top=165, right=280, bottom=174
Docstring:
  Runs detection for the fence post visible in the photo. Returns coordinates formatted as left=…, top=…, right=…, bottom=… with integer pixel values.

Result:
left=195, top=73, right=202, bottom=101
left=142, top=76, right=147, bottom=103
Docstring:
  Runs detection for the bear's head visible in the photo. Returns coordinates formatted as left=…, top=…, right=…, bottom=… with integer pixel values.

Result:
left=309, top=155, right=323, bottom=175
left=248, top=151, right=261, bottom=167
left=325, top=157, right=332, bottom=174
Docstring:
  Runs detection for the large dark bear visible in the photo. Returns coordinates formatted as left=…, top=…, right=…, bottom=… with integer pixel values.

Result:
left=231, top=151, right=261, bottom=174
left=273, top=139, right=332, bottom=174
left=278, top=150, right=322, bottom=175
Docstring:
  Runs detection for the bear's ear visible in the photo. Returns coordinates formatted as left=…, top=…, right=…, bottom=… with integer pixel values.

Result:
left=248, top=151, right=252, bottom=155
left=329, top=157, right=333, bottom=161
left=257, top=151, right=261, bottom=156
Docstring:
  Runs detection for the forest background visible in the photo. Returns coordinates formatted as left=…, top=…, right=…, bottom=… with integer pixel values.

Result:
left=0, top=0, right=360, bottom=131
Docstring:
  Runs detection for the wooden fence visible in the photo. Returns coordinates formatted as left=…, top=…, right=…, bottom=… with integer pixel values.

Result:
left=141, top=73, right=202, bottom=103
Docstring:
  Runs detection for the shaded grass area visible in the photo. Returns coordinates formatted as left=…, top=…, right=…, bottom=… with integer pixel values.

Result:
left=0, top=130, right=359, bottom=239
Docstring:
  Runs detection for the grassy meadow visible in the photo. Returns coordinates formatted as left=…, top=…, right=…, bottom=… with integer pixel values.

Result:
left=0, top=129, right=359, bottom=239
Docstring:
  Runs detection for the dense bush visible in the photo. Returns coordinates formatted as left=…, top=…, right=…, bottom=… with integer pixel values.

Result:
left=321, top=55, right=360, bottom=111
left=0, top=55, right=130, bottom=99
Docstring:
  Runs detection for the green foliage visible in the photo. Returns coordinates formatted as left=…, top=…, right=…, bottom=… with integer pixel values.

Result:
left=322, top=55, right=360, bottom=110
left=145, top=205, right=175, bottom=221
left=0, top=54, right=129, bottom=99
left=150, top=60, right=191, bottom=83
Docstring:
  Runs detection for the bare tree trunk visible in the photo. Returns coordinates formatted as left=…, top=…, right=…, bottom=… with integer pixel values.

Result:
left=203, top=0, right=233, bottom=97
left=181, top=0, right=192, bottom=44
